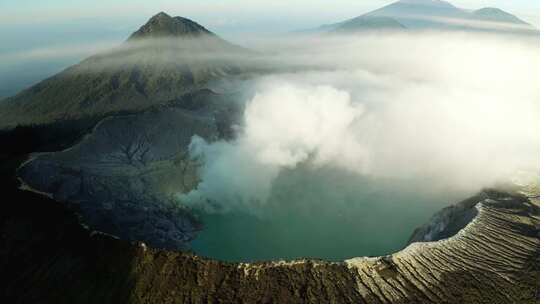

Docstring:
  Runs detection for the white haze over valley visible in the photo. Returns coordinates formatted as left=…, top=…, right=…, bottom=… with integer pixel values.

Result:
left=179, top=31, right=540, bottom=212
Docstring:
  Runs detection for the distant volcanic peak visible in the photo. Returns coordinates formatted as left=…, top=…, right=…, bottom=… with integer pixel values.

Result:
left=368, top=0, right=467, bottom=21
left=473, top=7, right=530, bottom=25
left=398, top=0, right=457, bottom=8
left=128, top=12, right=214, bottom=40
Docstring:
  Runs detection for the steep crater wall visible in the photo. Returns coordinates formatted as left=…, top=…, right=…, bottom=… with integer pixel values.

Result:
left=2, top=183, right=538, bottom=303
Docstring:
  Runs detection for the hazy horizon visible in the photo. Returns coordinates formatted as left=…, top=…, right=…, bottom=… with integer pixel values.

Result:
left=1, top=0, right=539, bottom=99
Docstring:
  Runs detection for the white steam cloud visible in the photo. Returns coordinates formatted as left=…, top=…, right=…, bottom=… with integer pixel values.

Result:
left=180, top=31, right=540, bottom=212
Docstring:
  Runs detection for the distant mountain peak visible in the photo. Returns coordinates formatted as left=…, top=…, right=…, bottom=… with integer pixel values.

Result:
left=472, top=7, right=530, bottom=25
left=128, top=12, right=214, bottom=40
left=362, top=0, right=533, bottom=30
left=397, top=0, right=456, bottom=8
left=153, top=11, right=171, bottom=19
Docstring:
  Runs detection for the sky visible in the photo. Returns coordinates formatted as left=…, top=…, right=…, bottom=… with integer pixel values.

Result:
left=0, top=0, right=539, bottom=98
left=1, top=1, right=539, bottom=35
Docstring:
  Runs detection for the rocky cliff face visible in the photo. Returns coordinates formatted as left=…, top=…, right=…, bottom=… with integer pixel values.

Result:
left=408, top=193, right=481, bottom=243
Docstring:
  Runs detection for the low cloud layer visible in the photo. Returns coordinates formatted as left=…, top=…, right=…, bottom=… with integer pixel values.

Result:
left=180, top=31, right=540, bottom=212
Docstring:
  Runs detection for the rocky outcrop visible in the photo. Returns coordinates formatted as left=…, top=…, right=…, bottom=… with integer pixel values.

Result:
left=408, top=193, right=482, bottom=243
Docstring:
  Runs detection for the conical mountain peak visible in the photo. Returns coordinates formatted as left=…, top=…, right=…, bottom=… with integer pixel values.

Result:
left=128, top=12, right=213, bottom=40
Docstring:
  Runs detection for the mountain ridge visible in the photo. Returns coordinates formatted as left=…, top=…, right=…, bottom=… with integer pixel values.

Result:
left=311, top=0, right=532, bottom=33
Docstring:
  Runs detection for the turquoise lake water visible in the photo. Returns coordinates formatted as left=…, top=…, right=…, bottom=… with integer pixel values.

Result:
left=190, top=167, right=466, bottom=262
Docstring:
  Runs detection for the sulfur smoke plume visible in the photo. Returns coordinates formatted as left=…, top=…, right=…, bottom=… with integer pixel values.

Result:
left=179, top=31, right=540, bottom=212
